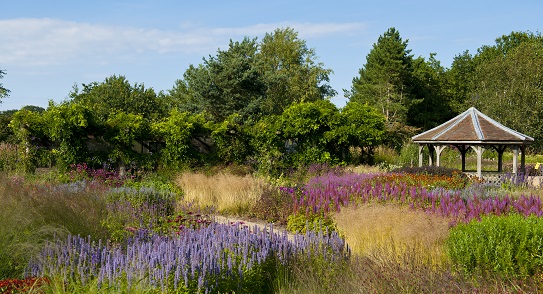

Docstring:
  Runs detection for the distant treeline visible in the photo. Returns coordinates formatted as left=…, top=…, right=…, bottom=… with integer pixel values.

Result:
left=1, top=28, right=542, bottom=172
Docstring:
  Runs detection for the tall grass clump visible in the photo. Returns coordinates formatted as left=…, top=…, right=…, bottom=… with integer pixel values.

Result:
left=102, top=186, right=178, bottom=243
left=176, top=171, right=268, bottom=215
left=334, top=204, right=450, bottom=266
left=0, top=174, right=108, bottom=279
left=448, top=213, right=543, bottom=278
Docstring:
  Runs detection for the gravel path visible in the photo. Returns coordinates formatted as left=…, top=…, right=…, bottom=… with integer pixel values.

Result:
left=213, top=215, right=295, bottom=241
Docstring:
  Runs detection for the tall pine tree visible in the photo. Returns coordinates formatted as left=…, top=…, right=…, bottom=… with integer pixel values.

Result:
left=349, top=27, right=413, bottom=125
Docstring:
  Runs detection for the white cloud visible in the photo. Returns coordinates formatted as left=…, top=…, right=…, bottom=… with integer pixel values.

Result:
left=0, top=18, right=367, bottom=67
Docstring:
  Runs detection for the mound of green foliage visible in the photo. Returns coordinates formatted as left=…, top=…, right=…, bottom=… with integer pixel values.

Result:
left=447, top=214, right=543, bottom=277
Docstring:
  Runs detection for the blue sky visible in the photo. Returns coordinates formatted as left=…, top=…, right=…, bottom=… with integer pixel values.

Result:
left=1, top=0, right=541, bottom=111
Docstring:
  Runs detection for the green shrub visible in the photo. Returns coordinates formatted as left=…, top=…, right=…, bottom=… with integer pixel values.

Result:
left=287, top=212, right=337, bottom=234
left=447, top=214, right=543, bottom=277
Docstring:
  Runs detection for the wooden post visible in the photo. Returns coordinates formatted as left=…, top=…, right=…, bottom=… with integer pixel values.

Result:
left=521, top=145, right=526, bottom=175
left=496, top=145, right=506, bottom=172
left=470, top=145, right=484, bottom=178
left=455, top=144, right=468, bottom=172
left=512, top=146, right=519, bottom=174
left=418, top=145, right=423, bottom=167
left=435, top=145, right=446, bottom=167
left=428, top=145, right=435, bottom=166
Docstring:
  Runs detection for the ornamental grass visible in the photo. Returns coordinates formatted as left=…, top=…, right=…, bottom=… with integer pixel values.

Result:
left=175, top=171, right=268, bottom=215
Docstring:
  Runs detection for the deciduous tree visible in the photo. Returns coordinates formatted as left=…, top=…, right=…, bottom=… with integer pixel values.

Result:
left=0, top=68, right=9, bottom=103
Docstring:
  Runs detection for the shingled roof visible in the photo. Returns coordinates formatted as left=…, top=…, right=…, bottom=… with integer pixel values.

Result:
left=412, top=107, right=534, bottom=144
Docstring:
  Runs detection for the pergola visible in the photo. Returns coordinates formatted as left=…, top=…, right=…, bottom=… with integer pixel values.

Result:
left=411, top=107, right=534, bottom=178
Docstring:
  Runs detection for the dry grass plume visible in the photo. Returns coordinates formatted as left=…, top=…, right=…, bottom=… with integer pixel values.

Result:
left=176, top=172, right=268, bottom=215
left=333, top=203, right=450, bottom=266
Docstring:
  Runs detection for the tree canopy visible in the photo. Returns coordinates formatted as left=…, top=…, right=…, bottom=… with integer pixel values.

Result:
left=349, top=27, right=414, bottom=125
left=0, top=68, right=10, bottom=104
left=3, top=28, right=543, bottom=173
left=169, top=27, right=335, bottom=122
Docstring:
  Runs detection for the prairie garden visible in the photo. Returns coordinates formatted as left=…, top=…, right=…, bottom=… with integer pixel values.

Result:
left=2, top=148, right=543, bottom=293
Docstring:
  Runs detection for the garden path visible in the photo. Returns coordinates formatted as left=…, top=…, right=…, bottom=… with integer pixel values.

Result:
left=213, top=215, right=295, bottom=241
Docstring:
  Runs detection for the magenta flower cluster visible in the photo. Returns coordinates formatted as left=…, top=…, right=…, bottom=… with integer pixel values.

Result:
left=283, top=172, right=543, bottom=225
left=28, top=223, right=349, bottom=293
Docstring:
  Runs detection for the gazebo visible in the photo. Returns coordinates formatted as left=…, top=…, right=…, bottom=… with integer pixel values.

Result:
left=411, top=107, right=534, bottom=178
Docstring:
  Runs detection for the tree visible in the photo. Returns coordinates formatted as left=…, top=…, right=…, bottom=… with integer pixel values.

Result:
left=327, top=101, right=386, bottom=163
left=349, top=27, right=414, bottom=125
left=257, top=28, right=336, bottom=114
left=70, top=75, right=165, bottom=122
left=169, top=27, right=335, bottom=122
left=0, top=110, right=17, bottom=143
left=180, top=37, right=264, bottom=122
left=445, top=50, right=476, bottom=113
left=473, top=40, right=543, bottom=151
left=279, top=100, right=339, bottom=166
left=0, top=68, right=9, bottom=103
left=407, top=53, right=454, bottom=129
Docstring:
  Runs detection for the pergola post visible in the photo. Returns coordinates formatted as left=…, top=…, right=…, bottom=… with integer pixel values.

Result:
left=418, top=145, right=423, bottom=167
left=435, top=145, right=446, bottom=167
left=512, top=146, right=519, bottom=174
left=470, top=145, right=484, bottom=178
left=494, top=145, right=507, bottom=172
left=521, top=145, right=526, bottom=175
left=428, top=145, right=435, bottom=166
left=456, top=145, right=468, bottom=172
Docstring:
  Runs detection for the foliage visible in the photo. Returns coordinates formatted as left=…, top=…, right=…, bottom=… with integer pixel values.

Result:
left=105, top=111, right=150, bottom=170
left=407, top=53, right=454, bottom=130
left=171, top=27, right=334, bottom=122
left=0, top=109, right=17, bottom=143
left=349, top=27, right=414, bottom=125
left=257, top=27, right=336, bottom=113
left=286, top=211, right=337, bottom=234
left=210, top=113, right=253, bottom=165
left=0, top=68, right=9, bottom=103
left=279, top=100, right=338, bottom=166
left=152, top=110, right=210, bottom=169
left=446, top=31, right=543, bottom=152
left=70, top=75, right=165, bottom=122
left=391, top=165, right=467, bottom=178
left=248, top=114, right=286, bottom=174
left=9, top=108, right=48, bottom=172
left=42, top=102, right=97, bottom=170
left=327, top=101, right=386, bottom=163
left=447, top=214, right=543, bottom=277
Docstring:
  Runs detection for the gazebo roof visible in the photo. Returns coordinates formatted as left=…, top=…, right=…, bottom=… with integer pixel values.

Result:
left=411, top=107, right=534, bottom=144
